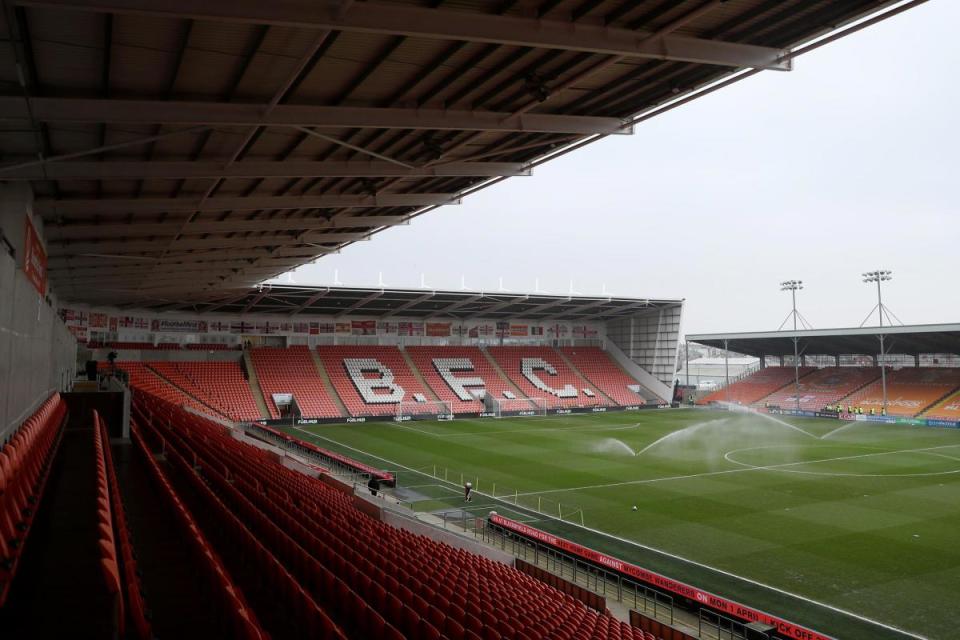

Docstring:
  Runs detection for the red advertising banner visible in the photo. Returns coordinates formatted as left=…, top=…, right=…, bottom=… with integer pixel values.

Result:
left=489, top=515, right=833, bottom=640
left=510, top=324, right=528, bottom=337
left=426, top=322, right=451, bottom=337
left=23, top=216, right=47, bottom=295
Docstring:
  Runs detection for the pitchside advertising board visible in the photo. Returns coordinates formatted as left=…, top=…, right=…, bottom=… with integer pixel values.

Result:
left=260, top=403, right=674, bottom=426
left=768, top=407, right=959, bottom=429
left=489, top=515, right=833, bottom=640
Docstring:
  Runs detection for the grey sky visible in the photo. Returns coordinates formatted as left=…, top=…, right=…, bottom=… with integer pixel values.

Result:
left=280, top=2, right=958, bottom=336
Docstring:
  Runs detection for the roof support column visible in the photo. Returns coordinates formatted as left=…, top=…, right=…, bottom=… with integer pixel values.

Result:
left=723, top=339, right=729, bottom=405
left=879, top=334, right=888, bottom=414
left=792, top=336, right=801, bottom=413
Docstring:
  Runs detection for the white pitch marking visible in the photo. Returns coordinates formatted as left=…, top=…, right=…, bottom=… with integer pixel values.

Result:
left=724, top=446, right=960, bottom=478
left=515, top=443, right=960, bottom=497
left=292, top=425, right=929, bottom=640
left=819, top=421, right=863, bottom=439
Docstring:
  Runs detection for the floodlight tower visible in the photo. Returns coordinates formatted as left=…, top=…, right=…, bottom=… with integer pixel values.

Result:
left=780, top=280, right=806, bottom=412
left=862, top=270, right=895, bottom=412
left=862, top=270, right=894, bottom=327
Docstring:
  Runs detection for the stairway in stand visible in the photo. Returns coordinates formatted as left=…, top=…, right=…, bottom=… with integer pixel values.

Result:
left=479, top=346, right=534, bottom=408
left=310, top=348, right=349, bottom=417
left=242, top=349, right=271, bottom=419
left=400, top=346, right=441, bottom=402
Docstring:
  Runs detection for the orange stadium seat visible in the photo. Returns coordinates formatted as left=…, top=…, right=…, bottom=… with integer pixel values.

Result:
left=250, top=347, right=342, bottom=419
left=759, top=367, right=881, bottom=411
left=924, top=390, right=960, bottom=421
left=131, top=393, right=656, bottom=640
left=317, top=345, right=436, bottom=417
left=406, top=346, right=527, bottom=412
left=487, top=347, right=605, bottom=408
left=0, top=394, right=67, bottom=606
left=843, top=368, right=960, bottom=417
left=148, top=361, right=263, bottom=422
left=103, top=362, right=218, bottom=418
left=699, top=367, right=814, bottom=406
left=559, top=346, right=650, bottom=406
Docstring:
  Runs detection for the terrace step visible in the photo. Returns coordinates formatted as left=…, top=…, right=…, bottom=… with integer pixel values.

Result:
left=399, top=346, right=440, bottom=402
left=310, top=348, right=349, bottom=417
left=917, top=384, right=960, bottom=417
left=602, top=350, right=660, bottom=403
left=242, top=350, right=272, bottom=420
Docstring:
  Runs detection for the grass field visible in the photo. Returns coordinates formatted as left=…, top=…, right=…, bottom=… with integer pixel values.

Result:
left=284, top=408, right=960, bottom=640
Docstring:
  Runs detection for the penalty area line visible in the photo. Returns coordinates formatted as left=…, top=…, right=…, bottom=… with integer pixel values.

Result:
left=292, top=426, right=926, bottom=639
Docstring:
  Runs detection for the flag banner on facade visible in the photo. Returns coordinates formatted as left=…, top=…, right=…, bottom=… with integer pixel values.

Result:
left=426, top=322, right=451, bottom=337
left=352, top=320, right=376, bottom=335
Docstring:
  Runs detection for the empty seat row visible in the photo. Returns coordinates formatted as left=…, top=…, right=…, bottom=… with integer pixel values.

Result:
left=130, top=422, right=269, bottom=640
left=842, top=367, right=960, bottom=417
left=559, top=347, right=649, bottom=406
left=487, top=347, right=605, bottom=409
left=250, top=347, right=343, bottom=419
left=132, top=392, right=652, bottom=640
left=699, top=367, right=815, bottom=406
left=0, top=393, right=67, bottom=606
left=94, top=411, right=151, bottom=639
left=317, top=346, right=435, bottom=417
left=406, top=346, right=529, bottom=412
left=758, top=367, right=881, bottom=411
left=148, top=361, right=262, bottom=422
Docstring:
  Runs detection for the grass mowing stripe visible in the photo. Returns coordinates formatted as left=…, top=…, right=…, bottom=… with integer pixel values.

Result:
left=291, top=423, right=925, bottom=640
left=287, top=410, right=957, bottom=639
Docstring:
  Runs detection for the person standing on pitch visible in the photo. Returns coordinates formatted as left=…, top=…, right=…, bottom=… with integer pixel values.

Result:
left=464, top=481, right=473, bottom=502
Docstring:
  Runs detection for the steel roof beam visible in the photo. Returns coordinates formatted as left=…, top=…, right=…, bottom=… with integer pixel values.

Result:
left=0, top=97, right=630, bottom=135
left=288, top=288, right=332, bottom=315
left=47, top=254, right=308, bottom=270
left=2, top=159, right=528, bottom=180
left=336, top=290, right=386, bottom=316
left=467, top=296, right=528, bottom=318
left=46, top=215, right=411, bottom=240
left=382, top=291, right=437, bottom=317
left=47, top=233, right=368, bottom=255
left=35, top=193, right=459, bottom=215
left=17, top=0, right=791, bottom=70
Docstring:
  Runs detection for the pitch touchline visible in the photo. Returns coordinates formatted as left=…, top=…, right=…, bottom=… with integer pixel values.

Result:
left=291, top=426, right=927, bottom=640
left=390, top=419, right=644, bottom=438
left=514, top=443, right=960, bottom=497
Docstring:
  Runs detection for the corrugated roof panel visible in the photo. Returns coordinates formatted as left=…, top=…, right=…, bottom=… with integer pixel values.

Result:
left=232, top=51, right=306, bottom=103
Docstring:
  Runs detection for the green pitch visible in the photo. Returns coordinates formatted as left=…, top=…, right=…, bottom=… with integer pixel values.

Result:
left=285, top=409, right=960, bottom=640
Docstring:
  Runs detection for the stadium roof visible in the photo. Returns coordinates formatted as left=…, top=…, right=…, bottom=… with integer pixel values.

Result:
left=687, top=323, right=960, bottom=357
left=0, top=0, right=921, bottom=307
left=148, top=284, right=680, bottom=320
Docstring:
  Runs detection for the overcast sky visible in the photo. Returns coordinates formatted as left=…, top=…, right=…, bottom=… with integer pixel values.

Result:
left=277, top=2, right=958, bottom=336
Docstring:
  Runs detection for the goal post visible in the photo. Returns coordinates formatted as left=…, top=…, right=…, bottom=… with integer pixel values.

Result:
left=493, top=397, right=548, bottom=418
left=395, top=400, right=454, bottom=421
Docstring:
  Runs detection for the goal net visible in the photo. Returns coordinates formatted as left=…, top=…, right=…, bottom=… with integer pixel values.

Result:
left=492, top=397, right=548, bottom=418
left=396, top=400, right=454, bottom=421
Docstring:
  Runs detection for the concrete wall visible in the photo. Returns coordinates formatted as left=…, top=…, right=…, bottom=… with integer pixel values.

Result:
left=0, top=184, right=76, bottom=440
left=606, top=304, right=683, bottom=393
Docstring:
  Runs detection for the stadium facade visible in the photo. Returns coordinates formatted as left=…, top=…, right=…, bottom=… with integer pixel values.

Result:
left=0, top=1, right=935, bottom=639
